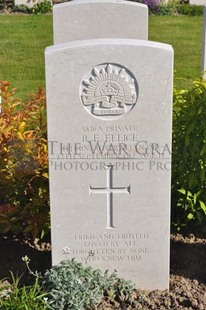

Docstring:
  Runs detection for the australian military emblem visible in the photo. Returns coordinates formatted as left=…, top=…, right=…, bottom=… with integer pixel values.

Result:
left=80, top=64, right=138, bottom=120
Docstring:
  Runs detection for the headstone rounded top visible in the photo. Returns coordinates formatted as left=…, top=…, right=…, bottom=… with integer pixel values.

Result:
left=58, top=0, right=146, bottom=7
left=53, top=0, right=148, bottom=44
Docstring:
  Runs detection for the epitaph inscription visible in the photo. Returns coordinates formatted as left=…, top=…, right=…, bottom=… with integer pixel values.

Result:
left=64, top=232, right=150, bottom=263
left=90, top=165, right=131, bottom=229
left=80, top=64, right=138, bottom=120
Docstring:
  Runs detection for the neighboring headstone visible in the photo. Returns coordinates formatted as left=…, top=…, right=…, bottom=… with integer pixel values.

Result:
left=14, top=0, right=48, bottom=7
left=45, top=38, right=173, bottom=290
left=53, top=0, right=148, bottom=44
left=14, top=0, right=35, bottom=7
left=202, top=5, right=206, bottom=79
left=189, top=0, right=206, bottom=4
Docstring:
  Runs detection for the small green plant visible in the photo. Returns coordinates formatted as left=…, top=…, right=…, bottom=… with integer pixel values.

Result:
left=157, top=3, right=204, bottom=16
left=157, top=2, right=177, bottom=15
left=176, top=4, right=203, bottom=16
left=177, top=189, right=206, bottom=224
left=0, top=279, right=12, bottom=300
left=42, top=258, right=135, bottom=310
left=172, top=79, right=206, bottom=228
left=0, top=81, right=49, bottom=239
left=0, top=272, right=48, bottom=310
left=31, top=0, right=52, bottom=14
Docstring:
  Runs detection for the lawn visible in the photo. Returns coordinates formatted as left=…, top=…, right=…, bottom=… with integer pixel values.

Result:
left=0, top=14, right=53, bottom=99
left=0, top=14, right=203, bottom=98
left=149, top=15, right=203, bottom=90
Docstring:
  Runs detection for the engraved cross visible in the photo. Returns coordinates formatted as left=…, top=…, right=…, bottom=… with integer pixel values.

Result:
left=89, top=165, right=131, bottom=229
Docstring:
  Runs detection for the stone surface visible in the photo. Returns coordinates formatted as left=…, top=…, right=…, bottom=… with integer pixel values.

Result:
left=202, top=5, right=206, bottom=79
left=189, top=0, right=206, bottom=4
left=45, top=38, right=173, bottom=290
left=14, top=0, right=42, bottom=7
left=53, top=0, right=148, bottom=44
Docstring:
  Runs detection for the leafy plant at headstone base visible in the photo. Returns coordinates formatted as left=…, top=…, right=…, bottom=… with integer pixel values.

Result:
left=172, top=79, right=206, bottom=229
left=12, top=0, right=52, bottom=14
left=156, top=2, right=177, bottom=15
left=0, top=272, right=48, bottom=309
left=176, top=4, right=203, bottom=16
left=0, top=81, right=50, bottom=239
left=31, top=0, right=52, bottom=14
left=41, top=258, right=135, bottom=310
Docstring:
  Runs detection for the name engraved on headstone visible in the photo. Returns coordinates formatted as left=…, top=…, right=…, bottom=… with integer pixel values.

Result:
left=90, top=165, right=131, bottom=228
left=49, top=124, right=171, bottom=162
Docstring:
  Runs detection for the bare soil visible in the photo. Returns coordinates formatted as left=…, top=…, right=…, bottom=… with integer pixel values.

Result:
left=0, top=233, right=206, bottom=309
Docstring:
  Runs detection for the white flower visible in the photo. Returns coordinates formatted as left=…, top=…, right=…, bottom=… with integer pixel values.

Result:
left=63, top=247, right=70, bottom=255
left=22, top=255, right=30, bottom=263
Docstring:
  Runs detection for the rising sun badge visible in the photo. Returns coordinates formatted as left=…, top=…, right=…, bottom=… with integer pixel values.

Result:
left=80, top=63, right=138, bottom=120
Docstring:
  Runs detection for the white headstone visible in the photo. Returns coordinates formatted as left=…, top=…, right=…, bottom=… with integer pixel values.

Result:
left=45, top=38, right=173, bottom=291
left=14, top=0, right=40, bottom=7
left=53, top=0, right=148, bottom=44
left=189, top=0, right=206, bottom=5
left=202, top=5, right=206, bottom=79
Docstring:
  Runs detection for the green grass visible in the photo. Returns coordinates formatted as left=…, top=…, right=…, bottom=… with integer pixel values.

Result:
left=0, top=14, right=52, bottom=99
left=0, top=14, right=203, bottom=98
left=149, top=15, right=203, bottom=89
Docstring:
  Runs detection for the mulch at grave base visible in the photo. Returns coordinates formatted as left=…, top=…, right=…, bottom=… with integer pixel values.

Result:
left=0, top=233, right=206, bottom=309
